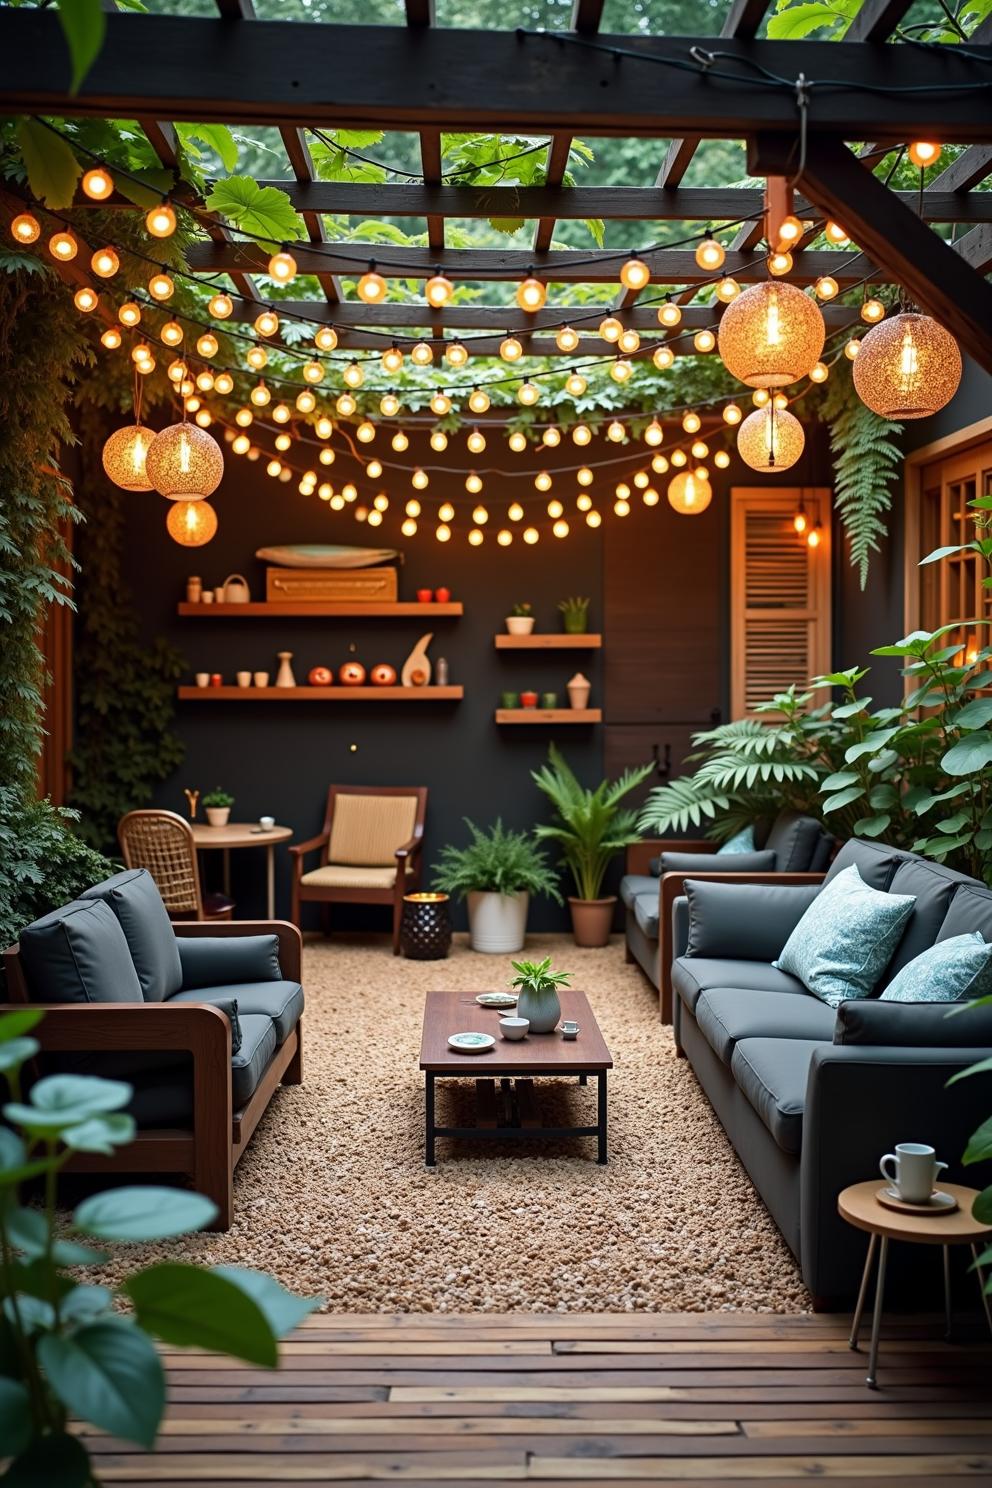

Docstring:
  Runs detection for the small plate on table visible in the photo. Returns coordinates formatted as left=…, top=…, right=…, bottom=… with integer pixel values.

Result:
left=447, top=1032, right=495, bottom=1054
left=876, top=1185, right=958, bottom=1215
left=475, top=992, right=517, bottom=1010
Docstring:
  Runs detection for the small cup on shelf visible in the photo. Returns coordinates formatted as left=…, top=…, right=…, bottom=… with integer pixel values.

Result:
left=520, top=690, right=539, bottom=710
left=195, top=672, right=210, bottom=689
left=236, top=671, right=252, bottom=688
left=253, top=671, right=270, bottom=688
left=500, top=691, right=519, bottom=709
left=541, top=692, right=558, bottom=709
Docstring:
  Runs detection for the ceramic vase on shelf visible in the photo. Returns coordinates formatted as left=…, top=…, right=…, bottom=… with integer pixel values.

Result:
left=276, top=651, right=296, bottom=688
left=515, top=981, right=561, bottom=1034
left=567, top=672, right=591, bottom=710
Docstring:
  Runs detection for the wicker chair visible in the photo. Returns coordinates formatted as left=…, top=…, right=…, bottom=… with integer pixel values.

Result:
left=118, top=810, right=235, bottom=921
left=289, top=785, right=427, bottom=953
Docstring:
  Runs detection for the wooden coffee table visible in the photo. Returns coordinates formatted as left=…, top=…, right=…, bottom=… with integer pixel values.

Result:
left=419, top=988, right=612, bottom=1166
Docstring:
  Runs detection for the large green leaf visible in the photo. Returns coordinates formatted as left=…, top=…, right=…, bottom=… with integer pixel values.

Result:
left=973, top=1186, right=992, bottom=1226
left=55, top=0, right=106, bottom=92
left=942, top=733, right=992, bottom=777
left=123, top=1263, right=278, bottom=1365
left=0, top=1431, right=91, bottom=1488
left=205, top=176, right=305, bottom=251
left=821, top=785, right=865, bottom=813
left=0, top=1039, right=39, bottom=1074
left=59, top=1284, right=114, bottom=1325
left=954, top=698, right=992, bottom=730
left=963, top=1116, right=992, bottom=1167
left=63, top=1113, right=136, bottom=1155
left=0, top=1378, right=32, bottom=1460
left=176, top=122, right=239, bottom=173
left=5, top=1074, right=131, bottom=1134
left=15, top=119, right=82, bottom=209
left=948, top=1055, right=992, bottom=1084
left=38, top=1321, right=164, bottom=1448
left=0, top=1009, right=43, bottom=1042
left=74, top=1186, right=217, bottom=1240
left=767, top=1, right=850, bottom=37
left=213, top=1266, right=321, bottom=1337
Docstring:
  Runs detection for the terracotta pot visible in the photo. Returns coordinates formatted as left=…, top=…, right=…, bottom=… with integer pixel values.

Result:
left=435, top=586, right=451, bottom=604
left=205, top=806, right=231, bottom=828
left=568, top=895, right=616, bottom=948
left=567, top=672, right=591, bottom=710
left=339, top=661, right=366, bottom=685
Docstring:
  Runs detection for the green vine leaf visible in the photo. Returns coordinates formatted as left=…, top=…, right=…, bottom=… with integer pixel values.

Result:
left=55, top=0, right=106, bottom=94
left=205, top=176, right=305, bottom=251
left=15, top=118, right=82, bottom=209
left=176, top=122, right=239, bottom=174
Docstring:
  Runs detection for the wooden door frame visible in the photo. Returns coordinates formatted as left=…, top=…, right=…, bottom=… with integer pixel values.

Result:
left=903, top=413, right=992, bottom=634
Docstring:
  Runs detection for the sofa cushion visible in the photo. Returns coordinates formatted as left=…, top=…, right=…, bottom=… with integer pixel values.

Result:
left=658, top=850, right=776, bottom=876
left=695, top=987, right=836, bottom=1065
left=19, top=899, right=143, bottom=1005
left=763, top=813, right=825, bottom=872
left=774, top=864, right=916, bottom=1008
left=717, top=825, right=756, bottom=854
left=835, top=995, right=992, bottom=1047
left=809, top=832, right=835, bottom=874
left=231, top=1014, right=277, bottom=1109
left=82, top=869, right=182, bottom=1003
left=620, top=874, right=657, bottom=908
left=881, top=932, right=992, bottom=1004
left=881, top=859, right=970, bottom=981
left=176, top=934, right=282, bottom=991
left=169, top=980, right=303, bottom=1044
left=823, top=838, right=905, bottom=891
left=208, top=996, right=243, bottom=1053
left=937, top=883, right=992, bottom=946
left=731, top=1037, right=824, bottom=1155
left=673, top=956, right=807, bottom=1015
left=633, top=893, right=659, bottom=939
left=685, top=879, right=823, bottom=961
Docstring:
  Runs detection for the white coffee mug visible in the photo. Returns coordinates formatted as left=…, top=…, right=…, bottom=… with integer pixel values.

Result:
left=259, top=815, right=275, bottom=831
left=880, top=1143, right=947, bottom=1203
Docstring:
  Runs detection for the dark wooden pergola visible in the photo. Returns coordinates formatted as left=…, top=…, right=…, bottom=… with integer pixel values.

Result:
left=2, top=0, right=992, bottom=372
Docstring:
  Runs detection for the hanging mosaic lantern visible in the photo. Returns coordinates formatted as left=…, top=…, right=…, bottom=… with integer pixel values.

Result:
left=667, top=469, right=713, bottom=515
left=852, top=311, right=962, bottom=419
left=717, top=282, right=825, bottom=389
left=146, top=423, right=224, bottom=500
left=101, top=424, right=155, bottom=492
left=166, top=499, right=218, bottom=547
left=736, top=405, right=806, bottom=471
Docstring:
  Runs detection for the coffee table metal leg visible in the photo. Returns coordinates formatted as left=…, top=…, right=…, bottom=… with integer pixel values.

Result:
left=866, top=1234, right=889, bottom=1389
left=849, top=1232, right=877, bottom=1351
left=943, top=1244, right=953, bottom=1342
left=425, top=1073, right=436, bottom=1167
left=971, top=1243, right=992, bottom=1337
left=597, top=1070, right=608, bottom=1164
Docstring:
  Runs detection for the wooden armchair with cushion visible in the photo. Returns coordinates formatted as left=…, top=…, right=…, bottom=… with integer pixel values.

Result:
left=118, top=808, right=234, bottom=921
left=289, top=785, right=427, bottom=953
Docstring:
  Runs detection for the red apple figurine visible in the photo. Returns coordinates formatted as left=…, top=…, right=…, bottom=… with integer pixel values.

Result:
left=435, top=586, right=451, bottom=604
left=370, top=663, right=397, bottom=686
left=416, top=587, right=433, bottom=603
left=308, top=665, right=333, bottom=686
left=339, top=661, right=367, bottom=686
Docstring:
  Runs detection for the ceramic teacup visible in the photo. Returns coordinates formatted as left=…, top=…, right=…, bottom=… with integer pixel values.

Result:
left=253, top=671, right=270, bottom=688
left=880, top=1143, right=947, bottom=1203
left=500, top=691, right=519, bottom=709
left=259, top=815, right=275, bottom=831
left=499, top=1016, right=529, bottom=1041
left=194, top=672, right=210, bottom=688
left=541, top=692, right=558, bottom=709
left=236, top=671, right=252, bottom=688
left=560, top=1020, right=580, bottom=1040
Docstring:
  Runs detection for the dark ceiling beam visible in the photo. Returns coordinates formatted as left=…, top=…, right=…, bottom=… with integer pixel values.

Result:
left=533, top=133, right=573, bottom=254
left=532, top=3, right=606, bottom=254
left=4, top=14, right=991, bottom=140
left=843, top=0, right=914, bottom=43
left=750, top=133, right=992, bottom=375
left=185, top=238, right=883, bottom=285
left=954, top=222, right=992, bottom=275
left=927, top=145, right=992, bottom=195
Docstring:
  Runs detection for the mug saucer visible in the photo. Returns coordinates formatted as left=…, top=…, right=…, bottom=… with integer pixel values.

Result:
left=876, top=1185, right=958, bottom=1215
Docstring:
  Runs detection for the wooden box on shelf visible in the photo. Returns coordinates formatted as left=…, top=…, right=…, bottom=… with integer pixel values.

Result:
left=265, top=567, right=398, bottom=603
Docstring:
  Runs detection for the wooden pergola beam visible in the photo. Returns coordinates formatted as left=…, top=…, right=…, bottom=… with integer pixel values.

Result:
left=279, top=125, right=340, bottom=304
left=927, top=145, right=992, bottom=195
left=3, top=14, right=990, bottom=140
left=749, top=133, right=992, bottom=375
left=843, top=0, right=914, bottom=43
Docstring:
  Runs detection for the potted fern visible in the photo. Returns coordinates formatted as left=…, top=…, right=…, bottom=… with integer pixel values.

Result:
left=433, top=818, right=562, bottom=953
left=532, top=745, right=653, bottom=947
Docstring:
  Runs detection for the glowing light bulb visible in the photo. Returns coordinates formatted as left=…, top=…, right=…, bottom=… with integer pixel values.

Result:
left=577, top=467, right=593, bottom=487
left=337, top=392, right=357, bottom=417
left=342, top=483, right=358, bottom=503
left=300, top=360, right=323, bottom=385
left=565, top=373, right=587, bottom=396
left=469, top=386, right=490, bottom=414
left=607, top=420, right=625, bottom=443
left=556, top=325, right=579, bottom=352
left=767, top=250, right=793, bottom=277
left=658, top=301, right=682, bottom=328
left=793, top=508, right=808, bottom=534
left=844, top=337, right=862, bottom=361
left=691, top=440, right=709, bottom=459
left=73, top=286, right=98, bottom=313
left=825, top=221, right=850, bottom=246
left=807, top=526, right=821, bottom=549
left=430, top=392, right=452, bottom=416
left=445, top=339, right=469, bottom=367
left=232, top=433, right=250, bottom=455
left=516, top=275, right=546, bottom=311
left=610, top=359, right=633, bottom=384
left=401, top=518, right=418, bottom=537
left=391, top=430, right=409, bottom=452
left=815, top=275, right=839, bottom=301
left=614, top=499, right=630, bottom=517
left=497, top=528, right=513, bottom=546
left=11, top=213, right=40, bottom=244
left=777, top=214, right=802, bottom=246
left=196, top=371, right=215, bottom=393
left=316, top=416, right=333, bottom=439
left=472, top=502, right=488, bottom=523
left=716, top=276, right=740, bottom=303
left=91, top=247, right=119, bottom=278
left=381, top=345, right=404, bottom=375
left=466, top=474, right=483, bottom=495
left=146, top=202, right=177, bottom=238
left=541, top=426, right=561, bottom=448
left=234, top=407, right=253, bottom=427
left=508, top=431, right=527, bottom=453
left=616, top=482, right=631, bottom=500
left=586, top=509, right=602, bottom=528
left=315, top=326, right=338, bottom=352
left=577, top=492, right=593, bottom=511
left=522, top=526, right=539, bottom=544
left=682, top=411, right=701, bottom=434
left=809, top=361, right=829, bottom=384
left=653, top=346, right=674, bottom=371
left=861, top=298, right=885, bottom=324
left=158, top=320, right=182, bottom=346
left=466, top=428, right=486, bottom=455
left=517, top=380, right=540, bottom=406
left=411, top=472, right=428, bottom=492
left=425, top=272, right=453, bottom=308
left=274, top=430, right=291, bottom=450
left=571, top=423, right=591, bottom=446
left=534, top=471, right=552, bottom=492
left=436, top=523, right=451, bottom=543
left=341, top=361, right=362, bottom=390
left=196, top=332, right=218, bottom=358
left=254, top=310, right=279, bottom=338
left=406, top=498, right=423, bottom=516
left=437, top=502, right=455, bottom=523
left=366, top=509, right=384, bottom=527
left=752, top=388, right=770, bottom=407
left=643, top=485, right=660, bottom=505
left=644, top=419, right=664, bottom=447
left=357, top=266, right=387, bottom=303
left=411, top=341, right=434, bottom=365
left=620, top=255, right=650, bottom=291
left=694, top=329, right=716, bottom=353
left=553, top=518, right=569, bottom=538
left=49, top=231, right=78, bottom=262
left=267, top=459, right=282, bottom=479
left=713, top=450, right=730, bottom=469
left=651, top=453, right=669, bottom=474
left=250, top=381, right=271, bottom=407
left=695, top=236, right=725, bottom=270
left=500, top=336, right=523, bottom=362
left=430, top=429, right=448, bottom=452
left=295, top=388, right=316, bottom=412
left=209, top=293, right=233, bottom=319
left=118, top=301, right=141, bottom=327
left=357, top=419, right=376, bottom=443
left=908, top=140, right=941, bottom=169
left=671, top=449, right=687, bottom=467
left=367, top=459, right=383, bottom=480
left=508, top=502, right=524, bottom=522
left=82, top=167, right=114, bottom=200
left=246, top=346, right=267, bottom=371
left=599, top=316, right=623, bottom=343
left=618, top=328, right=641, bottom=355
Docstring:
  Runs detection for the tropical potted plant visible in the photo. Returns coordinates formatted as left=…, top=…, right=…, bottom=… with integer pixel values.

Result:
left=505, top=601, right=535, bottom=636
left=558, top=595, right=590, bottom=635
left=202, top=787, right=234, bottom=827
left=532, top=745, right=653, bottom=947
left=510, top=956, right=574, bottom=1033
left=433, top=817, right=562, bottom=952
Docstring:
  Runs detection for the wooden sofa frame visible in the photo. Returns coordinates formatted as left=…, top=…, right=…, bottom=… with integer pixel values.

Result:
left=1, top=919, right=303, bottom=1231
left=625, top=842, right=826, bottom=1025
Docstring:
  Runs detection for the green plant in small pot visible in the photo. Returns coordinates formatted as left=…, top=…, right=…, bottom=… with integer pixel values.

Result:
left=533, top=745, right=653, bottom=947
left=433, top=818, right=562, bottom=953
left=558, top=596, right=590, bottom=635
left=202, top=787, right=234, bottom=828
left=506, top=601, right=535, bottom=637
left=510, top=956, right=573, bottom=1034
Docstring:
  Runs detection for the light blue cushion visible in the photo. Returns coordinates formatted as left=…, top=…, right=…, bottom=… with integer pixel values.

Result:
left=880, top=932, right=992, bottom=1004
left=773, top=864, right=916, bottom=1008
left=717, top=826, right=756, bottom=855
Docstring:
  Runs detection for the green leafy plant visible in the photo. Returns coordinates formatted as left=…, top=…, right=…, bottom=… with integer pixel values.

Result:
left=558, top=596, right=590, bottom=634
left=433, top=819, right=562, bottom=902
left=821, top=373, right=904, bottom=591
left=509, top=956, right=573, bottom=997
left=511, top=601, right=533, bottom=617
left=205, top=176, right=306, bottom=252
left=0, top=1011, right=318, bottom=1483
left=203, top=787, right=235, bottom=809
left=532, top=745, right=653, bottom=901
left=0, top=789, right=116, bottom=953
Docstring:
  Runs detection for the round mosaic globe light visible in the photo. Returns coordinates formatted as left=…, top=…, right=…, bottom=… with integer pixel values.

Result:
left=717, top=282, right=825, bottom=389
left=667, top=470, right=712, bottom=516
left=166, top=499, right=218, bottom=547
left=736, top=405, right=806, bottom=471
left=101, top=424, right=154, bottom=492
left=852, top=311, right=962, bottom=420
left=146, top=422, right=224, bottom=501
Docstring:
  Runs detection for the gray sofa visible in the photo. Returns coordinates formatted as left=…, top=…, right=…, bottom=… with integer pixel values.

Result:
left=670, top=838, right=992, bottom=1303
left=622, top=812, right=833, bottom=1021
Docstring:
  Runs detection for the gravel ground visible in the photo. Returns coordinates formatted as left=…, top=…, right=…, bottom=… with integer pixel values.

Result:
left=91, top=933, right=810, bottom=1314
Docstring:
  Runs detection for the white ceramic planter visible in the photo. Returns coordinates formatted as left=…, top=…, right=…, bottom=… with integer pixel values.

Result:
left=467, top=890, right=529, bottom=953
left=205, top=806, right=231, bottom=827
left=505, top=615, right=536, bottom=635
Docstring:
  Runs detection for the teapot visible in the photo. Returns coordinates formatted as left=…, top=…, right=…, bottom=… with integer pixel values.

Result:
left=222, top=573, right=251, bottom=604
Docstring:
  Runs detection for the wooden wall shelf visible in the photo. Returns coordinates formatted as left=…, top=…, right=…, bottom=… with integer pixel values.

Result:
left=495, top=708, right=601, bottom=725
left=179, top=686, right=464, bottom=702
left=177, top=602, right=463, bottom=618
left=494, top=633, right=602, bottom=649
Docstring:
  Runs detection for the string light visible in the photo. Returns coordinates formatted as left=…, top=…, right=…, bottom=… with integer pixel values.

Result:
left=508, top=431, right=527, bottom=452
left=658, top=301, right=682, bottom=328
left=541, top=427, right=561, bottom=448
left=472, top=501, right=488, bottom=521
left=651, top=454, right=668, bottom=474
left=643, top=486, right=660, bottom=505
left=614, top=498, right=630, bottom=517
left=232, top=433, right=250, bottom=455
left=814, top=275, right=839, bottom=300
left=577, top=492, right=592, bottom=510
left=343, top=361, right=364, bottom=389
left=246, top=346, right=267, bottom=370
left=644, top=419, right=664, bottom=447
left=767, top=250, right=793, bottom=277
left=713, top=450, right=730, bottom=469
left=566, top=372, right=588, bottom=396
left=556, top=325, right=579, bottom=352
left=607, top=420, right=625, bottom=442
left=425, top=271, right=453, bottom=308
left=500, top=336, right=523, bottom=362
left=303, top=360, right=325, bottom=384
left=381, top=344, right=404, bottom=374
left=691, top=440, right=709, bottom=459
left=446, top=339, right=469, bottom=368
left=547, top=498, right=564, bottom=519
left=411, top=472, right=428, bottom=492
left=315, top=416, right=333, bottom=438
left=682, top=411, right=701, bottom=434
left=196, top=332, right=218, bottom=358
left=146, top=201, right=177, bottom=239
left=411, top=341, right=434, bottom=365
left=553, top=519, right=569, bottom=537
left=599, top=316, right=622, bottom=343
left=861, top=297, right=886, bottom=324
left=653, top=346, right=674, bottom=370
left=49, top=231, right=78, bottom=262
left=508, top=502, right=524, bottom=522
left=91, top=247, right=119, bottom=278
left=610, top=358, right=633, bottom=383
left=234, top=406, right=253, bottom=427
left=468, top=386, right=490, bottom=414
left=516, top=274, right=547, bottom=311
left=468, top=527, right=484, bottom=546
left=577, top=467, right=594, bottom=486
left=716, top=276, right=740, bottom=303
left=160, top=319, right=183, bottom=346
left=315, top=326, right=338, bottom=352
left=586, top=509, right=602, bottom=528
left=295, top=387, right=315, bottom=412
left=274, top=430, right=291, bottom=449
left=402, top=517, right=418, bottom=536
left=82, top=167, right=114, bottom=200
left=752, top=388, right=770, bottom=406
left=693, top=329, right=716, bottom=353
left=11, top=214, right=41, bottom=244
left=466, top=474, right=483, bottom=495
left=367, top=459, right=383, bottom=479
left=436, top=523, right=451, bottom=542
left=430, top=429, right=448, bottom=452
left=620, top=254, right=651, bottom=291
left=844, top=338, right=862, bottom=360
left=776, top=214, right=802, bottom=247
left=517, top=380, right=540, bottom=405
left=572, top=424, right=591, bottom=446
left=337, top=391, right=357, bottom=416
left=255, top=310, right=279, bottom=337
left=118, top=301, right=141, bottom=327
left=380, top=392, right=401, bottom=417
left=209, top=293, right=233, bottom=319
left=535, top=471, right=553, bottom=492
left=497, top=528, right=513, bottom=546
left=908, top=140, right=941, bottom=168
left=250, top=381, right=271, bottom=407
left=357, top=264, right=387, bottom=302
left=73, top=286, right=98, bottom=313
left=695, top=235, right=725, bottom=270
left=523, top=526, right=540, bottom=544
left=618, top=328, right=640, bottom=354
left=824, top=220, right=850, bottom=246
left=809, top=361, right=829, bottom=383
left=391, top=429, right=409, bottom=451
left=357, top=419, right=376, bottom=443
left=431, top=391, right=452, bottom=416
left=807, top=525, right=822, bottom=549
left=670, top=449, right=687, bottom=467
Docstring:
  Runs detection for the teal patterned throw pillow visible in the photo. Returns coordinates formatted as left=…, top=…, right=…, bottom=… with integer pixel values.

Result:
left=881, top=932, right=992, bottom=1004
left=717, top=826, right=756, bottom=855
left=773, top=864, right=916, bottom=1008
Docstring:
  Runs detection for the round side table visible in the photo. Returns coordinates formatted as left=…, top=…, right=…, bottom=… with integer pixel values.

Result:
left=838, top=1179, right=992, bottom=1389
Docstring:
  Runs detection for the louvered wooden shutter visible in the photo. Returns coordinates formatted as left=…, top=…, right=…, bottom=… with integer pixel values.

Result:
left=730, top=487, right=832, bottom=719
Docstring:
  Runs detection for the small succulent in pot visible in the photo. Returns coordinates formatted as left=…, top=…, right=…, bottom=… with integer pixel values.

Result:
left=509, top=955, right=573, bottom=1033
left=506, top=601, right=535, bottom=636
left=202, top=787, right=234, bottom=827
left=558, top=595, right=590, bottom=634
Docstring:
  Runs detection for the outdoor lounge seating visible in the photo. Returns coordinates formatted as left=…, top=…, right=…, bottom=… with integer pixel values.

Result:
left=669, top=838, right=992, bottom=1303
left=2, top=868, right=303, bottom=1230
left=621, top=812, right=833, bottom=1020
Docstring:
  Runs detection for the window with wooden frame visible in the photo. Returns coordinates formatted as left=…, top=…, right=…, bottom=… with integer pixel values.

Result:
left=729, top=487, right=832, bottom=719
left=907, top=437, right=992, bottom=665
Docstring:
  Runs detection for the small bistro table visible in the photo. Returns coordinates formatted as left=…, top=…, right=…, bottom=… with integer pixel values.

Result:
left=419, top=988, right=612, bottom=1167
left=191, top=821, right=293, bottom=919
left=839, top=1179, right=992, bottom=1389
